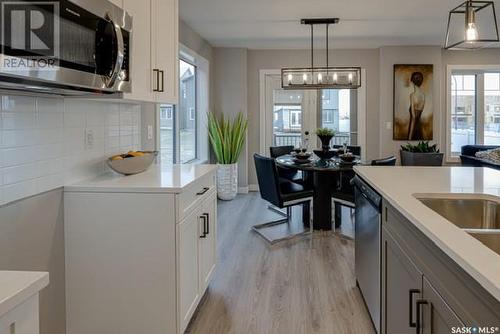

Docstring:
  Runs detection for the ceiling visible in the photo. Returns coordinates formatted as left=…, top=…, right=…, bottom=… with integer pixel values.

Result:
left=180, top=0, right=500, bottom=49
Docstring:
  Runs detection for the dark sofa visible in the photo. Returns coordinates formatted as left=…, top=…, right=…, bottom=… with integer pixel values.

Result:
left=460, top=145, right=500, bottom=170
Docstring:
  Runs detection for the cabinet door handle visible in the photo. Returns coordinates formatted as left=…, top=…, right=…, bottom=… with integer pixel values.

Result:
left=199, top=215, right=207, bottom=238
left=159, top=70, right=165, bottom=92
left=409, top=289, right=420, bottom=327
left=203, top=213, right=209, bottom=235
left=416, top=299, right=428, bottom=334
left=153, top=69, right=160, bottom=92
left=196, top=187, right=210, bottom=195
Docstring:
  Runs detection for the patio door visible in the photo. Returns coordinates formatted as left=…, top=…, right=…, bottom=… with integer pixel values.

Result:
left=262, top=73, right=317, bottom=152
left=261, top=72, right=360, bottom=155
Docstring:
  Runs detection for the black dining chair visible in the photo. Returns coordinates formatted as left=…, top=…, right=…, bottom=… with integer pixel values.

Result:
left=269, top=146, right=303, bottom=182
left=333, top=145, right=362, bottom=156
left=268, top=146, right=303, bottom=216
left=253, top=154, right=313, bottom=244
left=371, top=156, right=397, bottom=166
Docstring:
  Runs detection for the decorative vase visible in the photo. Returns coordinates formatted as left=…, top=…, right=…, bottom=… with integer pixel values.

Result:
left=400, top=150, right=444, bottom=166
left=216, top=163, right=238, bottom=200
left=318, top=135, right=333, bottom=151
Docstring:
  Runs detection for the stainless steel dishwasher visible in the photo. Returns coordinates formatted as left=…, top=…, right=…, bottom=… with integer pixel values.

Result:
left=353, top=175, right=382, bottom=333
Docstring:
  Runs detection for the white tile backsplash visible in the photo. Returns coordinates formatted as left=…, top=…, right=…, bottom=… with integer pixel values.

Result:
left=0, top=95, right=143, bottom=205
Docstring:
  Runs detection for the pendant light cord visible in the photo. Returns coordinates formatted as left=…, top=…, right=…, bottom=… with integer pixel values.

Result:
left=310, top=24, right=314, bottom=72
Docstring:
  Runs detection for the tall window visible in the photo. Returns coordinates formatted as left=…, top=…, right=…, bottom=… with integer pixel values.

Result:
left=159, top=49, right=209, bottom=165
left=179, top=59, right=197, bottom=163
left=449, top=69, right=500, bottom=159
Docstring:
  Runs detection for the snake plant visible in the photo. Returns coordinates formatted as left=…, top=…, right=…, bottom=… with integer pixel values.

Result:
left=208, top=112, right=248, bottom=164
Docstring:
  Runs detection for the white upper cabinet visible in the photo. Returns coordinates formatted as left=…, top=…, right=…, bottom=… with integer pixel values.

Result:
left=152, top=0, right=179, bottom=104
left=122, top=0, right=178, bottom=104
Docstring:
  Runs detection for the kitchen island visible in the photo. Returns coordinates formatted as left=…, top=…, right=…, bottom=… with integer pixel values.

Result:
left=64, top=164, right=217, bottom=334
left=354, top=166, right=500, bottom=334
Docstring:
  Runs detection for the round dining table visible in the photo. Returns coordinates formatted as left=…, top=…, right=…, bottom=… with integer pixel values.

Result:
left=276, top=154, right=365, bottom=231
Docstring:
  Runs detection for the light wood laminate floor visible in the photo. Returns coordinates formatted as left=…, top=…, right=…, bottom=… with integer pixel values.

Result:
left=186, top=193, right=375, bottom=334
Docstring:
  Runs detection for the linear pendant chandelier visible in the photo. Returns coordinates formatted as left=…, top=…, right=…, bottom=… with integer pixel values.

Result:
left=444, top=0, right=499, bottom=49
left=281, top=18, right=361, bottom=90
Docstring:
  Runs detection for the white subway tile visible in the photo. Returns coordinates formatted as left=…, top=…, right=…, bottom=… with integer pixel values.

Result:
left=1, top=96, right=36, bottom=112
left=0, top=95, right=143, bottom=205
left=3, top=179, right=37, bottom=203
left=2, top=112, right=37, bottom=129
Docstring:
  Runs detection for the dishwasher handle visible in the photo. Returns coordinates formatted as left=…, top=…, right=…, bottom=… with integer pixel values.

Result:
left=352, top=176, right=382, bottom=209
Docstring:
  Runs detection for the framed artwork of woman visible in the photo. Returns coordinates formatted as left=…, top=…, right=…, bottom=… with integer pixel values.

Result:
left=393, top=64, right=433, bottom=140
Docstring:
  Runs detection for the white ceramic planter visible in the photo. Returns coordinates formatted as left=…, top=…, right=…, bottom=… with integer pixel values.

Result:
left=216, top=163, right=238, bottom=200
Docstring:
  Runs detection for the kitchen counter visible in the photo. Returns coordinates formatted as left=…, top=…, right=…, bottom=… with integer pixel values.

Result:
left=354, top=166, right=500, bottom=302
left=0, top=271, right=49, bottom=318
left=64, top=164, right=217, bottom=194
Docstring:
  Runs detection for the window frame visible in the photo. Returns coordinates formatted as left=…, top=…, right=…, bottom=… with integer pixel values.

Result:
left=446, top=65, right=500, bottom=163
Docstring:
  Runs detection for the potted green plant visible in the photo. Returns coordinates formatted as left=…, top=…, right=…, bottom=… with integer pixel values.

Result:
left=316, top=128, right=336, bottom=151
left=208, top=112, right=248, bottom=200
left=400, top=141, right=444, bottom=166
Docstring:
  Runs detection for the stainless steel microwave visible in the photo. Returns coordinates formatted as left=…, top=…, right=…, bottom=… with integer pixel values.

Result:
left=0, top=0, right=132, bottom=95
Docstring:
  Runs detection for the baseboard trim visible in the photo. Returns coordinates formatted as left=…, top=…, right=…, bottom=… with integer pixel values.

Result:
left=238, top=186, right=249, bottom=194
left=248, top=184, right=259, bottom=192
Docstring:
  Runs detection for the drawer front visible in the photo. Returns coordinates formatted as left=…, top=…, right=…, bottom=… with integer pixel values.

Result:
left=0, top=295, right=39, bottom=334
left=177, top=172, right=216, bottom=221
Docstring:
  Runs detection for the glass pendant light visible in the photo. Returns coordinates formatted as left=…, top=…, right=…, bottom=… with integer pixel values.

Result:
left=445, top=0, right=499, bottom=49
left=281, top=18, right=361, bottom=89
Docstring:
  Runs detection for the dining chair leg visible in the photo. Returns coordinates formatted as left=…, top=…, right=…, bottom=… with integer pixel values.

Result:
left=268, top=204, right=287, bottom=217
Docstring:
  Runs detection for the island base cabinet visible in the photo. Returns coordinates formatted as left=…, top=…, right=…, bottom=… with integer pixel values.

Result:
left=0, top=295, right=39, bottom=334
left=382, top=201, right=500, bottom=334
left=420, top=278, right=464, bottom=334
left=382, top=228, right=422, bottom=334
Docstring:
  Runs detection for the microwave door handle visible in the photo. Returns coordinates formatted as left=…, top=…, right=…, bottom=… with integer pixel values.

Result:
left=105, top=13, right=124, bottom=88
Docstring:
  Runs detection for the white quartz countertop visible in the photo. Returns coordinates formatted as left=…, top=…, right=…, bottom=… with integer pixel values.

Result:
left=354, top=166, right=500, bottom=302
left=0, top=271, right=49, bottom=317
left=64, top=164, right=217, bottom=194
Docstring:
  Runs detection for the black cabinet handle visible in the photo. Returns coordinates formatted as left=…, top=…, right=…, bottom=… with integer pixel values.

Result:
left=153, top=69, right=160, bottom=92
left=199, top=215, right=207, bottom=238
left=196, top=187, right=210, bottom=195
left=159, top=70, right=165, bottom=92
left=203, top=213, right=209, bottom=235
left=409, top=289, right=420, bottom=327
left=416, top=299, right=428, bottom=334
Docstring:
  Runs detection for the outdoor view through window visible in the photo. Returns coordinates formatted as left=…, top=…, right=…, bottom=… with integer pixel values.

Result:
left=451, top=72, right=500, bottom=155
left=160, top=59, right=197, bottom=163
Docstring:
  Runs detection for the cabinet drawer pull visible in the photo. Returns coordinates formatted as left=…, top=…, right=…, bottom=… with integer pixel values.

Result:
left=416, top=299, right=428, bottom=334
left=200, top=215, right=207, bottom=238
left=196, top=187, right=210, bottom=195
left=409, top=289, right=420, bottom=327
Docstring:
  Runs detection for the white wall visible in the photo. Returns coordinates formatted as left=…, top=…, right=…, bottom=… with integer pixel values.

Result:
left=0, top=95, right=143, bottom=205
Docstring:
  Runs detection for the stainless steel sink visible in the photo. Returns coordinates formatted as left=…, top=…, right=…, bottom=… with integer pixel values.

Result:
left=417, top=197, right=500, bottom=230
left=468, top=232, right=500, bottom=256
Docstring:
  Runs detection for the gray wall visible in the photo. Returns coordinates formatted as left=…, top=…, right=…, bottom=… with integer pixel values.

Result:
left=378, top=46, right=443, bottom=161
left=0, top=189, right=65, bottom=334
left=213, top=48, right=249, bottom=189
